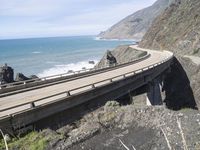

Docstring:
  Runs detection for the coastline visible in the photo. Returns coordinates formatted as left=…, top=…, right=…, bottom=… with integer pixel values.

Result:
left=37, top=60, right=98, bottom=78
left=94, top=36, right=140, bottom=42
left=0, top=36, right=133, bottom=78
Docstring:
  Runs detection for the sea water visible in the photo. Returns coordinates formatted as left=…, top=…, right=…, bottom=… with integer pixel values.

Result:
left=0, top=36, right=133, bottom=77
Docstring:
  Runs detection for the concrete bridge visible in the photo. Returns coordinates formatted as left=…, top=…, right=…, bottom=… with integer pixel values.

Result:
left=0, top=45, right=174, bottom=134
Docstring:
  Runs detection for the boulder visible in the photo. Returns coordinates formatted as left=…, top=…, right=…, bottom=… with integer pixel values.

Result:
left=29, top=75, right=39, bottom=79
left=15, top=73, right=29, bottom=81
left=67, top=70, right=74, bottom=73
left=106, top=50, right=117, bottom=67
left=88, top=61, right=95, bottom=64
left=0, top=64, right=14, bottom=84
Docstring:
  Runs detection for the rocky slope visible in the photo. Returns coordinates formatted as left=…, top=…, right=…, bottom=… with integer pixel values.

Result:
left=95, top=45, right=147, bottom=69
left=139, top=0, right=200, bottom=109
left=98, top=0, right=170, bottom=40
left=140, top=0, right=200, bottom=56
left=4, top=102, right=200, bottom=150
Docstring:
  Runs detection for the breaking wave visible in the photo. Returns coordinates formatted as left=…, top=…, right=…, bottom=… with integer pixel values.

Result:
left=37, top=60, right=98, bottom=78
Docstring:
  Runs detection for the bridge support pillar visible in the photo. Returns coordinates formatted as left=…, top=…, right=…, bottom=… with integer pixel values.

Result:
left=146, top=79, right=162, bottom=106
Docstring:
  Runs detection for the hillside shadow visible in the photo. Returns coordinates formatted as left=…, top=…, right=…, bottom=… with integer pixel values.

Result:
left=163, top=57, right=198, bottom=110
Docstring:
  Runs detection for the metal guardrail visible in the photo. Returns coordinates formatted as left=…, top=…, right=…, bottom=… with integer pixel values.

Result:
left=0, top=68, right=93, bottom=88
left=0, top=51, right=149, bottom=91
left=0, top=53, right=173, bottom=114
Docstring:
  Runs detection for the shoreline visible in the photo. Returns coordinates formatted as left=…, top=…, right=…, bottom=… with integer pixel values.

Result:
left=94, top=36, right=140, bottom=42
left=0, top=35, right=132, bottom=78
left=37, top=60, right=98, bottom=78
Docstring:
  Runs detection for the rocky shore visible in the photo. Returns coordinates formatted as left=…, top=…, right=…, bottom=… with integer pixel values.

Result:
left=0, top=64, right=38, bottom=85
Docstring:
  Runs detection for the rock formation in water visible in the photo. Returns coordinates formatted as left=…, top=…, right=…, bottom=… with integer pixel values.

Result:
left=0, top=64, right=39, bottom=84
left=0, top=64, right=14, bottom=84
left=29, top=75, right=39, bottom=79
left=98, top=0, right=170, bottom=40
left=15, top=73, right=30, bottom=82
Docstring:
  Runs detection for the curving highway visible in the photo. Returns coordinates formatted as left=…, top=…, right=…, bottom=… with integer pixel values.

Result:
left=0, top=45, right=173, bottom=118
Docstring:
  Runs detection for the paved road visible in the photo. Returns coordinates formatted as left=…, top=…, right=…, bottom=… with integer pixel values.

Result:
left=0, top=45, right=173, bottom=117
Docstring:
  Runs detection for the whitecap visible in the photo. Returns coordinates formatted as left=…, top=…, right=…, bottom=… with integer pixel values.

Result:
left=37, top=60, right=98, bottom=78
left=32, top=51, right=42, bottom=54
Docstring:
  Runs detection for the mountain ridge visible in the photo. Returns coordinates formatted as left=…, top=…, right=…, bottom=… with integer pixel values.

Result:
left=139, top=0, right=200, bottom=56
left=98, top=0, right=170, bottom=40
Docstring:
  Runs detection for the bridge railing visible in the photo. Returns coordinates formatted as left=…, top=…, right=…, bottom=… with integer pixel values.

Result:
left=0, top=51, right=149, bottom=91
left=0, top=53, right=173, bottom=115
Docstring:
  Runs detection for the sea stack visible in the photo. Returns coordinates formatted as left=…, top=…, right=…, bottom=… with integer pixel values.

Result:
left=0, top=63, right=14, bottom=84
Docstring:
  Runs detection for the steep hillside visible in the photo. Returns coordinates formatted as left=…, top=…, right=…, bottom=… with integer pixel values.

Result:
left=140, top=0, right=200, bottom=56
left=98, top=0, right=170, bottom=40
left=139, top=0, right=200, bottom=109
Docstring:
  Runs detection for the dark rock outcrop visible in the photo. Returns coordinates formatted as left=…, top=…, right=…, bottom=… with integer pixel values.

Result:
left=95, top=45, right=147, bottom=69
left=15, top=73, right=30, bottom=82
left=106, top=50, right=117, bottom=67
left=98, top=0, right=170, bottom=40
left=88, top=61, right=95, bottom=65
left=15, top=73, right=39, bottom=82
left=29, top=75, right=38, bottom=79
left=0, top=64, right=14, bottom=84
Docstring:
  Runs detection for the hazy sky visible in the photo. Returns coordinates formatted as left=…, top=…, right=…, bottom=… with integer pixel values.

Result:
left=0, top=0, right=156, bottom=39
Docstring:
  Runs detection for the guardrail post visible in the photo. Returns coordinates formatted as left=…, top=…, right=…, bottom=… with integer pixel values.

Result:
left=30, top=102, right=35, bottom=108
left=91, top=84, right=95, bottom=88
left=66, top=91, right=71, bottom=96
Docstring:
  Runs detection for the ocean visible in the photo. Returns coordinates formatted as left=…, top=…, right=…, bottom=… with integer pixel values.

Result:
left=0, top=36, right=133, bottom=78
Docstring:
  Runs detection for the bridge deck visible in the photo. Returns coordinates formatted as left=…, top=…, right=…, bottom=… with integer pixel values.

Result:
left=0, top=46, right=172, bottom=117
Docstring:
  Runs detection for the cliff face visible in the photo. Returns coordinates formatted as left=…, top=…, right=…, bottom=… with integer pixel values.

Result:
left=139, top=0, right=200, bottom=109
left=98, top=0, right=170, bottom=40
left=140, top=0, right=200, bottom=56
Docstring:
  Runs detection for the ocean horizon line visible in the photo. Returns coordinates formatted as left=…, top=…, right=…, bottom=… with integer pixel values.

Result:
left=0, top=34, right=96, bottom=41
left=0, top=35, right=137, bottom=42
